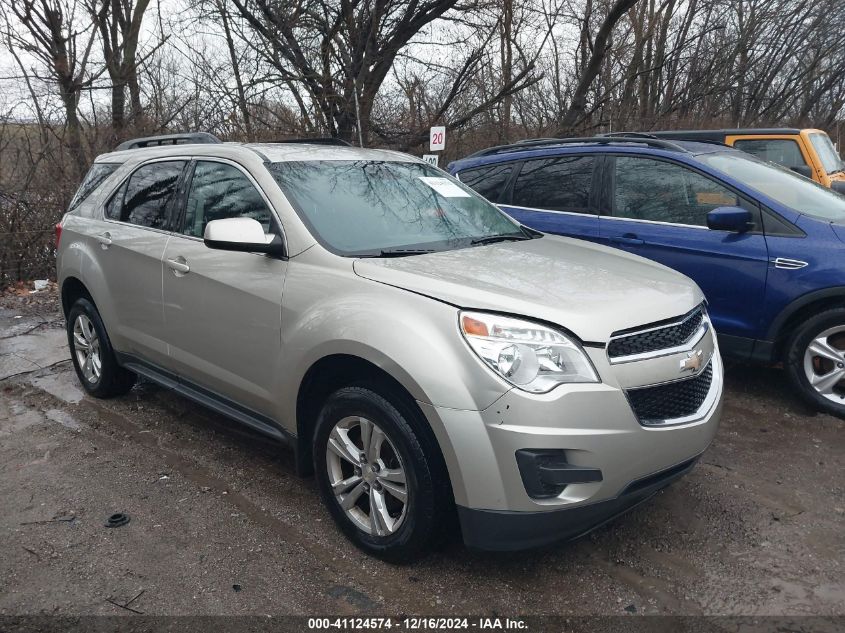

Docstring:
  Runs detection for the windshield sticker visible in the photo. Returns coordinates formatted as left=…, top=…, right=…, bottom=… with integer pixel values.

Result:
left=418, top=177, right=471, bottom=198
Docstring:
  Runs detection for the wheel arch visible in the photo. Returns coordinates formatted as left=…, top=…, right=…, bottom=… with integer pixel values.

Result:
left=61, top=276, right=96, bottom=317
left=767, top=287, right=845, bottom=360
left=294, top=354, right=449, bottom=486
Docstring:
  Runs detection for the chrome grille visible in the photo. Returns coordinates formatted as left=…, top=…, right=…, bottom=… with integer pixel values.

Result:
left=608, top=306, right=704, bottom=359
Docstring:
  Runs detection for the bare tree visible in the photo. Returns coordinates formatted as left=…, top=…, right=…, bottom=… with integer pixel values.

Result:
left=1, top=0, right=102, bottom=174
left=556, top=0, right=641, bottom=134
left=225, top=0, right=534, bottom=144
left=88, top=0, right=156, bottom=139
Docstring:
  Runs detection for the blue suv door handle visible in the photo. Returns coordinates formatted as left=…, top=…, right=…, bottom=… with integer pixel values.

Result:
left=612, top=233, right=645, bottom=246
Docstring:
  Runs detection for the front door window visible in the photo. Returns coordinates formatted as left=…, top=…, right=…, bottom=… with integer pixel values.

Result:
left=182, top=161, right=273, bottom=237
left=613, top=157, right=742, bottom=226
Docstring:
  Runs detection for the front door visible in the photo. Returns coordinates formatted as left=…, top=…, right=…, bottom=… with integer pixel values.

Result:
left=599, top=155, right=770, bottom=350
left=161, top=159, right=287, bottom=417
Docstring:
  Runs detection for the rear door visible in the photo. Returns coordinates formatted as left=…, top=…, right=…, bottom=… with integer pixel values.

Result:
left=498, top=154, right=601, bottom=240
left=98, top=159, right=187, bottom=367
left=599, top=155, right=769, bottom=348
left=161, top=158, right=287, bottom=417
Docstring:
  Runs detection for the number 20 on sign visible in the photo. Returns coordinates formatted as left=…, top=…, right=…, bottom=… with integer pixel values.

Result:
left=430, top=126, right=445, bottom=151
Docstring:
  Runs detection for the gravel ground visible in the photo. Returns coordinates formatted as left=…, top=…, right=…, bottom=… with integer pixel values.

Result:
left=0, top=288, right=842, bottom=623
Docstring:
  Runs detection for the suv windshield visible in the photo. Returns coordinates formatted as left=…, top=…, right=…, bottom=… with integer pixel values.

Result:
left=808, top=132, right=844, bottom=174
left=268, top=160, right=528, bottom=256
left=697, top=151, right=845, bottom=222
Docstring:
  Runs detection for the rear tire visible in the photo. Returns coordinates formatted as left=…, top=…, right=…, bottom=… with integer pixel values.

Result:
left=785, top=307, right=845, bottom=418
left=313, top=386, right=445, bottom=562
left=67, top=298, right=136, bottom=398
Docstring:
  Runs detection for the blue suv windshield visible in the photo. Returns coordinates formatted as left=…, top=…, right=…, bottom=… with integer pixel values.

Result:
left=269, top=160, right=527, bottom=256
left=698, top=152, right=845, bottom=222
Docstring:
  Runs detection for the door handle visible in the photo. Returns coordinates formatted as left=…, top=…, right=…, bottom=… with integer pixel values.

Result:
left=612, top=233, right=644, bottom=246
left=95, top=232, right=112, bottom=248
left=166, top=257, right=190, bottom=275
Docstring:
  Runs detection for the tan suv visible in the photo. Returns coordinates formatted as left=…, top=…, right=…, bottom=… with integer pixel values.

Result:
left=56, top=133, right=723, bottom=560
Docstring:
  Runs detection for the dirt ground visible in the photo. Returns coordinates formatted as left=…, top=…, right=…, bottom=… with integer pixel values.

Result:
left=0, top=287, right=843, bottom=623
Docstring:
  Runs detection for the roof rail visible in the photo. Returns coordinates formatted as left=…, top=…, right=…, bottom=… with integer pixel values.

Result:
left=601, top=132, right=659, bottom=139
left=603, top=131, right=731, bottom=148
left=272, top=137, right=353, bottom=147
left=465, top=136, right=688, bottom=158
left=115, top=132, right=221, bottom=151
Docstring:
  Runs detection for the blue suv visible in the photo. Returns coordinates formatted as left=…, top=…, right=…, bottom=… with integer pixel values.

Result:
left=448, top=136, right=845, bottom=418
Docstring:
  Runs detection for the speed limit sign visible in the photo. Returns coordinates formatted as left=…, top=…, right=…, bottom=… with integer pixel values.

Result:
left=429, top=126, right=445, bottom=151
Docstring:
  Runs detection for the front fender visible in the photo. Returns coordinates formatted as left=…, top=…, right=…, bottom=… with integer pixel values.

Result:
left=766, top=286, right=845, bottom=343
left=276, top=253, right=511, bottom=429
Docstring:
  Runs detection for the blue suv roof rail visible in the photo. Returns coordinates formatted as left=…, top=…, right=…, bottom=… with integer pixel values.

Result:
left=115, top=132, right=222, bottom=151
left=466, top=136, right=688, bottom=158
left=603, top=131, right=732, bottom=148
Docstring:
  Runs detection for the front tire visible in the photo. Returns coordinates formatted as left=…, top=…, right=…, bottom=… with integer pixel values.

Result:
left=785, top=307, right=845, bottom=418
left=313, top=386, right=443, bottom=562
left=67, top=298, right=136, bottom=398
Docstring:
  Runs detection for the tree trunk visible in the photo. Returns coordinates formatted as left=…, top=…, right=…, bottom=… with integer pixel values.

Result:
left=111, top=80, right=126, bottom=134
left=557, top=0, right=641, bottom=135
left=500, top=0, right=514, bottom=140
left=218, top=0, right=253, bottom=138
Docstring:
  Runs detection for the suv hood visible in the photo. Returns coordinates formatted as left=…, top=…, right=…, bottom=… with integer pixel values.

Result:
left=353, top=235, right=703, bottom=343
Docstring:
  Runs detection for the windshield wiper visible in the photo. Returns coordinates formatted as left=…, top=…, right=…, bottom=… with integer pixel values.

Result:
left=374, top=249, right=436, bottom=258
left=471, top=233, right=533, bottom=246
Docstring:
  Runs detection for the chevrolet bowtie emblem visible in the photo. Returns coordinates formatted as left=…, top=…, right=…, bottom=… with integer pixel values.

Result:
left=680, top=349, right=704, bottom=373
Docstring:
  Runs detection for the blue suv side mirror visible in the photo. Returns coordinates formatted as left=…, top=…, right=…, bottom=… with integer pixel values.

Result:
left=707, top=206, right=753, bottom=233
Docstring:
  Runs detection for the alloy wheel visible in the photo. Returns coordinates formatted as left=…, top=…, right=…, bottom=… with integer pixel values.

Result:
left=72, top=313, right=102, bottom=384
left=803, top=326, right=845, bottom=403
left=325, top=415, right=408, bottom=537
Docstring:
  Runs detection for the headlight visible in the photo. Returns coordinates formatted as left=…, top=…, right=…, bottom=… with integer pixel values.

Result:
left=459, top=311, right=599, bottom=392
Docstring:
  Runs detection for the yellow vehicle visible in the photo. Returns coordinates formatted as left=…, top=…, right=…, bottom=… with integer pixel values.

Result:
left=631, top=128, right=845, bottom=193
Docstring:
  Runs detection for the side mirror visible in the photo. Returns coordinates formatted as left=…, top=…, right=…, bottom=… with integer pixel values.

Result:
left=203, top=217, right=286, bottom=257
left=706, top=206, right=753, bottom=233
left=790, top=165, right=813, bottom=179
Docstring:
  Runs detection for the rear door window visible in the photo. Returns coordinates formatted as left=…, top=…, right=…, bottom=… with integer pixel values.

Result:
left=511, top=155, right=595, bottom=213
left=733, top=139, right=806, bottom=170
left=613, top=156, right=743, bottom=227
left=181, top=161, right=273, bottom=237
left=106, top=160, right=186, bottom=229
left=457, top=163, right=514, bottom=202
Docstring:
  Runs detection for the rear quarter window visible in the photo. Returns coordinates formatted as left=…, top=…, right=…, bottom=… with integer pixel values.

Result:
left=68, top=163, right=120, bottom=212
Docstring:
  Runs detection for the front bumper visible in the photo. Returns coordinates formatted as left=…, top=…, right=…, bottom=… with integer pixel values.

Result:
left=458, top=455, right=699, bottom=551
left=418, top=345, right=723, bottom=550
